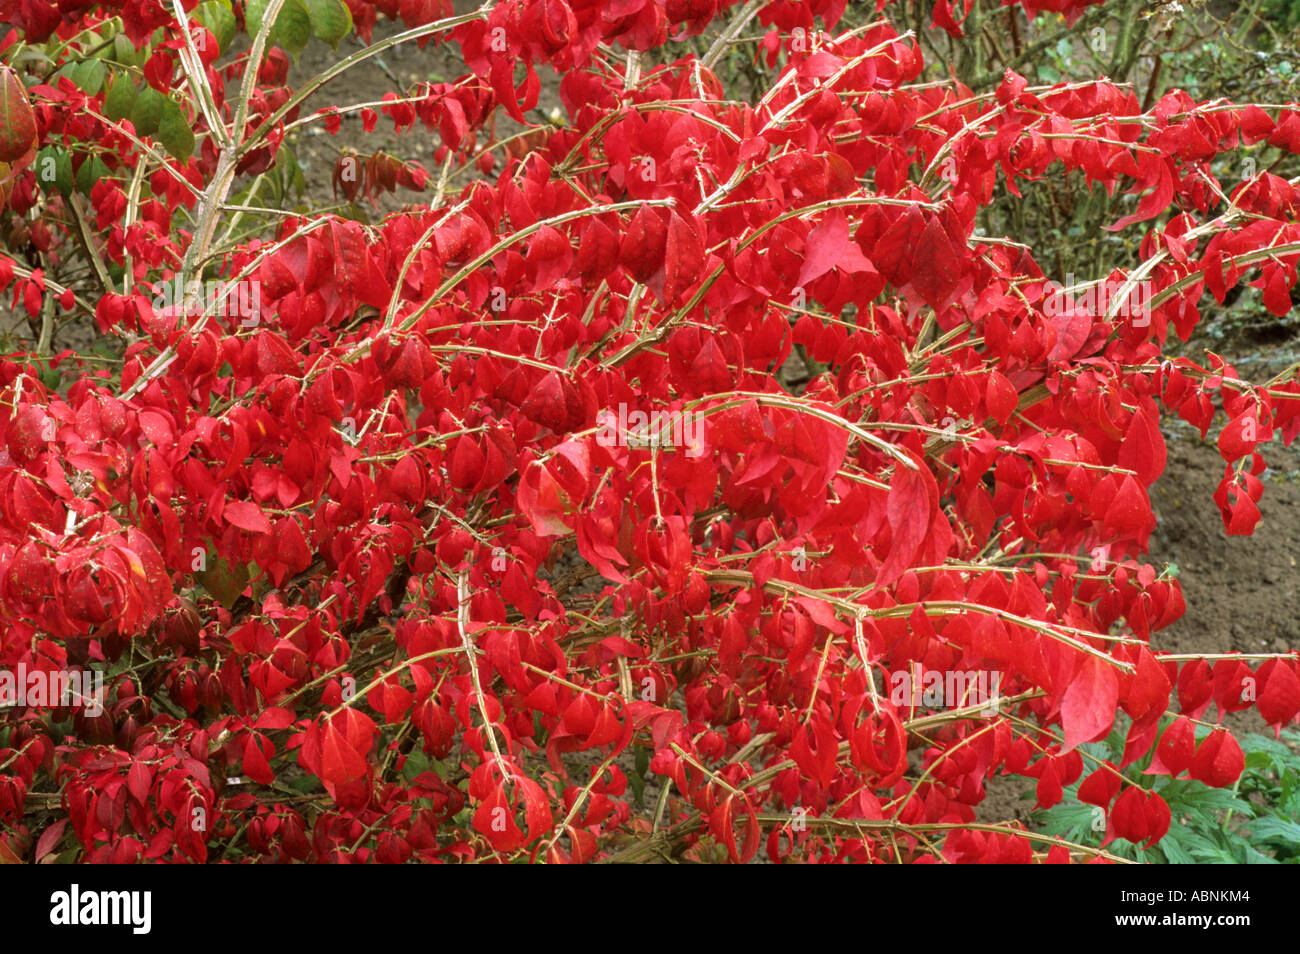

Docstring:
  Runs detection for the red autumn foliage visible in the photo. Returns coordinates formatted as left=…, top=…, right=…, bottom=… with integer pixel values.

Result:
left=0, top=0, right=1295, bottom=864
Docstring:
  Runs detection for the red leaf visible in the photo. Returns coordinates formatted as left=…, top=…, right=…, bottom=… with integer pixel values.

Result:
left=526, top=225, right=572, bottom=291
left=1122, top=647, right=1171, bottom=721
left=878, top=459, right=935, bottom=587
left=1150, top=716, right=1195, bottom=776
left=1177, top=658, right=1214, bottom=720
left=1217, top=410, right=1267, bottom=461
left=1106, top=157, right=1173, bottom=231
left=474, top=782, right=524, bottom=852
left=795, top=210, right=849, bottom=288
left=320, top=725, right=368, bottom=785
left=35, top=819, right=68, bottom=862
left=225, top=500, right=272, bottom=534
left=1105, top=787, right=1169, bottom=848
left=1262, top=265, right=1293, bottom=317
left=710, top=794, right=739, bottom=863
left=449, top=435, right=486, bottom=491
left=1046, top=308, right=1092, bottom=364
left=910, top=217, right=963, bottom=306
left=127, top=762, right=151, bottom=804
left=1061, top=656, right=1118, bottom=750
left=1121, top=711, right=1161, bottom=769
left=1144, top=790, right=1172, bottom=846
left=1077, top=763, right=1121, bottom=808
left=242, top=735, right=274, bottom=785
left=1190, top=728, right=1244, bottom=788
left=871, top=205, right=922, bottom=285
left=0, top=67, right=37, bottom=163
left=576, top=216, right=619, bottom=281
left=1105, top=474, right=1155, bottom=545
left=1257, top=660, right=1300, bottom=730
left=516, top=775, right=553, bottom=845
left=657, top=211, right=704, bottom=305
left=1118, top=407, right=1166, bottom=486
left=254, top=707, right=296, bottom=730
left=985, top=370, right=1017, bottom=426
left=620, top=204, right=667, bottom=283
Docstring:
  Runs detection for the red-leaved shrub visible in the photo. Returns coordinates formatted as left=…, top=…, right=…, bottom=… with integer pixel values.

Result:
left=0, top=0, right=1296, bottom=863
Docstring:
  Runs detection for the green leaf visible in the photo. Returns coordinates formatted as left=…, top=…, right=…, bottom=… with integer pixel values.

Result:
left=56, top=149, right=74, bottom=196
left=1185, top=832, right=1240, bottom=863
left=630, top=745, right=649, bottom=806
left=74, top=155, right=109, bottom=196
left=196, top=0, right=237, bottom=52
left=1248, top=816, right=1300, bottom=846
left=337, top=204, right=371, bottom=225
left=33, top=146, right=56, bottom=191
left=157, top=99, right=195, bottom=161
left=50, top=62, right=76, bottom=86
left=34, top=146, right=72, bottom=195
left=246, top=0, right=311, bottom=59
left=37, top=362, right=60, bottom=390
left=273, top=144, right=306, bottom=198
left=285, top=774, right=321, bottom=794
left=1034, top=801, right=1097, bottom=844
left=1241, top=845, right=1280, bottom=864
left=244, top=0, right=270, bottom=36
left=196, top=556, right=250, bottom=610
left=112, top=33, right=147, bottom=69
left=1239, top=732, right=1295, bottom=760
left=8, top=47, right=53, bottom=69
left=1157, top=833, right=1195, bottom=864
left=401, top=747, right=432, bottom=782
left=103, top=75, right=138, bottom=122
left=67, top=59, right=107, bottom=95
left=305, top=0, right=352, bottom=48
left=130, top=86, right=165, bottom=137
left=274, top=0, right=313, bottom=60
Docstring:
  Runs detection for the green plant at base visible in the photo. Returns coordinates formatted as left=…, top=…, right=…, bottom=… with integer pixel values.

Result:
left=1035, top=716, right=1300, bottom=863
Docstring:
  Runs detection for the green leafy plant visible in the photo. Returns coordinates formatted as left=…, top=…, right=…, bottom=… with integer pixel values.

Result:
left=1037, top=717, right=1300, bottom=863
